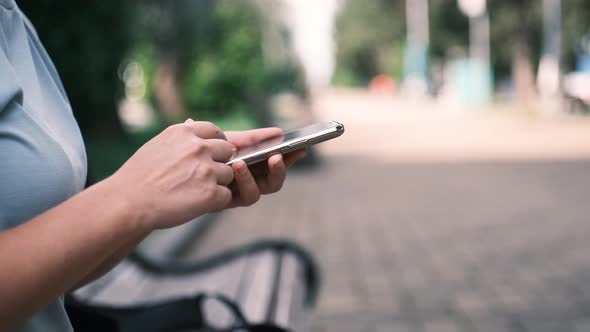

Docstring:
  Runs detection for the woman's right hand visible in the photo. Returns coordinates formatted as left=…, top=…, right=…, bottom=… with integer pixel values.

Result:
left=108, top=120, right=235, bottom=230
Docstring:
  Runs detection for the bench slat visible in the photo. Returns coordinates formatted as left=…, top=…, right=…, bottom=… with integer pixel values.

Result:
left=74, top=258, right=248, bottom=306
left=274, top=253, right=297, bottom=326
left=145, top=259, right=247, bottom=302
left=236, top=251, right=277, bottom=322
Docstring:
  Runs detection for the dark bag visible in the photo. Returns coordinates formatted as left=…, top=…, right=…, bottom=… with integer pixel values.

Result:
left=67, top=293, right=291, bottom=332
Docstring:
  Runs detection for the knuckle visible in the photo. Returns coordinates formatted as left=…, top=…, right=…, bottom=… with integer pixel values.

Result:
left=201, top=163, right=214, bottom=177
left=203, top=121, right=223, bottom=137
left=223, top=164, right=234, bottom=176
left=223, top=142, right=234, bottom=155
left=192, top=141, right=208, bottom=155
left=172, top=123, right=189, bottom=133
left=224, top=169, right=235, bottom=184
left=222, top=189, right=233, bottom=204
left=162, top=124, right=177, bottom=135
left=202, top=182, right=218, bottom=200
left=214, top=187, right=231, bottom=208
left=164, top=124, right=191, bottom=139
left=209, top=187, right=231, bottom=212
left=202, top=121, right=216, bottom=129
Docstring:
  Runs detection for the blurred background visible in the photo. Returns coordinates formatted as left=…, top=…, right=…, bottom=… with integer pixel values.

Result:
left=20, top=0, right=590, bottom=331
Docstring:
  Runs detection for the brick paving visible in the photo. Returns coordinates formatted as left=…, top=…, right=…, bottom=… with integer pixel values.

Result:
left=186, top=93, right=590, bottom=331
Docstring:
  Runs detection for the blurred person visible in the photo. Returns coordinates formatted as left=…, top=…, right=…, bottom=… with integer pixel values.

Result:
left=0, top=2, right=304, bottom=331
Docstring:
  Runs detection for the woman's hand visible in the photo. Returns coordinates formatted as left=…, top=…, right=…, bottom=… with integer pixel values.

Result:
left=107, top=123, right=304, bottom=231
left=225, top=128, right=306, bottom=208
left=109, top=120, right=235, bottom=230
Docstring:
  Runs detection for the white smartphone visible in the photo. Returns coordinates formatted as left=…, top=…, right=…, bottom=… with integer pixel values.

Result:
left=226, top=120, right=345, bottom=166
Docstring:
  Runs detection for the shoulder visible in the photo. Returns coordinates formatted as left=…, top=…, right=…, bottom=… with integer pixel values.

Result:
left=17, top=6, right=40, bottom=39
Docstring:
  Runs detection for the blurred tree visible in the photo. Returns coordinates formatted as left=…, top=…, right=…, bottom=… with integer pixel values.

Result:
left=333, top=0, right=406, bottom=86
left=490, top=0, right=539, bottom=103
left=477, top=0, right=590, bottom=97
left=334, top=0, right=590, bottom=95
left=181, top=1, right=270, bottom=122
left=249, top=0, right=292, bottom=69
left=133, top=0, right=214, bottom=123
left=561, top=0, right=590, bottom=70
left=248, top=0, right=309, bottom=99
left=429, top=0, right=469, bottom=60
left=129, top=0, right=300, bottom=126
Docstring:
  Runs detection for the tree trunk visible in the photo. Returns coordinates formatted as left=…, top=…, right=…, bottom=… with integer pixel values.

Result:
left=512, top=0, right=536, bottom=105
left=154, top=54, right=186, bottom=123
left=153, top=1, right=188, bottom=123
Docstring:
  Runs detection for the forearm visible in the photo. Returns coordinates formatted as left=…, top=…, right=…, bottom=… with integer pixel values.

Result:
left=71, top=232, right=148, bottom=291
left=0, top=178, right=148, bottom=330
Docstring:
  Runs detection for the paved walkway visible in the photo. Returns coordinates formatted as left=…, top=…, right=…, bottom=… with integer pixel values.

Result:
left=188, top=92, right=590, bottom=331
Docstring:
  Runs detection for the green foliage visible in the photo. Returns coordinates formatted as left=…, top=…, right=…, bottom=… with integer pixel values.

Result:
left=127, top=0, right=305, bottom=123
left=183, top=1, right=268, bottom=119
left=334, top=0, right=406, bottom=86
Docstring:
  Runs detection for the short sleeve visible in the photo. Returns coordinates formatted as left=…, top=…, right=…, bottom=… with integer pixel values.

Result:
left=0, top=42, right=23, bottom=114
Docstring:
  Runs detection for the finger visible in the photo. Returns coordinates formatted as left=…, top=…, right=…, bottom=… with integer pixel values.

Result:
left=260, top=154, right=287, bottom=194
left=225, top=128, right=283, bottom=148
left=214, top=163, right=234, bottom=186
left=247, top=159, right=270, bottom=178
left=211, top=185, right=232, bottom=211
left=206, top=139, right=235, bottom=162
left=184, top=120, right=227, bottom=140
left=231, top=160, right=261, bottom=206
left=283, top=149, right=307, bottom=168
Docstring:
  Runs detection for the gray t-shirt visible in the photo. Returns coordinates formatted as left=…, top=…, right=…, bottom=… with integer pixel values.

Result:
left=1, top=0, right=87, bottom=330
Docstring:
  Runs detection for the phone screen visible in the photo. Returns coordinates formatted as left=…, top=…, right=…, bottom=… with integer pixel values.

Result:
left=233, top=122, right=338, bottom=159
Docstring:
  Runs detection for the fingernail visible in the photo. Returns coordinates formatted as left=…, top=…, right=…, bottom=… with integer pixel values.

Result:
left=236, top=161, right=247, bottom=175
left=271, top=154, right=282, bottom=167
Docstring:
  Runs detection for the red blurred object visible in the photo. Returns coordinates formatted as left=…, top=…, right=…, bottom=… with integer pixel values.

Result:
left=369, top=74, right=397, bottom=96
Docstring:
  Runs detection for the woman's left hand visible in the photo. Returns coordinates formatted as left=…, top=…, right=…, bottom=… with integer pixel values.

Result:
left=225, top=128, right=306, bottom=208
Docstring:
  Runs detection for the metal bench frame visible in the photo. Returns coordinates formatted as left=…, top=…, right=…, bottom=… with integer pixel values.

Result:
left=66, top=238, right=320, bottom=331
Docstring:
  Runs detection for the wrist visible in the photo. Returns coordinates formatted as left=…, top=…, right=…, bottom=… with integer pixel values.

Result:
left=98, top=175, right=155, bottom=234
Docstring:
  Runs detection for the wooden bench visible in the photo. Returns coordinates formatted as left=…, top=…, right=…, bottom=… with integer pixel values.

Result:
left=66, top=216, right=320, bottom=331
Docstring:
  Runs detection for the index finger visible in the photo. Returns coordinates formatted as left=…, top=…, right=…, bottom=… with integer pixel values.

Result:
left=225, top=127, right=283, bottom=149
left=184, top=120, right=227, bottom=140
left=206, top=139, right=235, bottom=162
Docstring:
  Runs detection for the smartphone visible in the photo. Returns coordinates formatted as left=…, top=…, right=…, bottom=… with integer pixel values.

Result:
left=226, top=120, right=345, bottom=166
